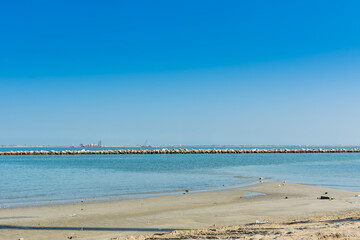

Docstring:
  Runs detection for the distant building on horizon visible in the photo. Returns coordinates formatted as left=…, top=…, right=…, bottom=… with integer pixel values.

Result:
left=80, top=140, right=102, bottom=148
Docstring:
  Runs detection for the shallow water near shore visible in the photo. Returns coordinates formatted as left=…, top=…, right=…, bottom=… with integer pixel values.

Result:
left=1, top=148, right=360, bottom=207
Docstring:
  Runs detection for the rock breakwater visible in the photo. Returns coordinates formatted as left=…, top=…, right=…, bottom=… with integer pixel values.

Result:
left=1, top=148, right=360, bottom=155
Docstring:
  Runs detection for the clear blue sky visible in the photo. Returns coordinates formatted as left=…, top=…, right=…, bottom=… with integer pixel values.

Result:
left=1, top=0, right=360, bottom=146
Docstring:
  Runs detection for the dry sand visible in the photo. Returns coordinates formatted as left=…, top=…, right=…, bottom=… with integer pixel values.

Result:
left=125, top=211, right=360, bottom=240
left=1, top=182, right=360, bottom=240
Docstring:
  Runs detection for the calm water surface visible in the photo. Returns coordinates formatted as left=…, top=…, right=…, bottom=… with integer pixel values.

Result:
left=1, top=148, right=360, bottom=207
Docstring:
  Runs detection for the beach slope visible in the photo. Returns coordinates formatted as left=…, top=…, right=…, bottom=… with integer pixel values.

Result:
left=1, top=182, right=360, bottom=240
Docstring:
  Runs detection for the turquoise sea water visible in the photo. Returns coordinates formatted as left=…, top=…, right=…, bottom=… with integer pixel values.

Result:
left=1, top=147, right=360, bottom=207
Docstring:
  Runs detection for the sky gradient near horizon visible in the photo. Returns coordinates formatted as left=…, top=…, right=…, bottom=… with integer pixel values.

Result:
left=1, top=1, right=360, bottom=146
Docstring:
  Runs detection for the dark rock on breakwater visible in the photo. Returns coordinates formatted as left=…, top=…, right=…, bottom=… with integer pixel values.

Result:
left=1, top=148, right=360, bottom=155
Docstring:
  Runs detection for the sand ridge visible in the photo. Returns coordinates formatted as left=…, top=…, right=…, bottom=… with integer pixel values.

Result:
left=119, top=211, right=360, bottom=240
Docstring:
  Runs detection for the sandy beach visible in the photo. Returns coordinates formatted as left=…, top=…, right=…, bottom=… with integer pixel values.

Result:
left=1, top=182, right=360, bottom=240
left=128, top=211, right=360, bottom=240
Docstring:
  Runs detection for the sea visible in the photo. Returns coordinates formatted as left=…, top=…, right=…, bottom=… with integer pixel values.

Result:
left=1, top=146, right=360, bottom=208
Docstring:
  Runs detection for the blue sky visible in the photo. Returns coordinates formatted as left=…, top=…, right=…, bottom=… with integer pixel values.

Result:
left=1, top=1, right=360, bottom=146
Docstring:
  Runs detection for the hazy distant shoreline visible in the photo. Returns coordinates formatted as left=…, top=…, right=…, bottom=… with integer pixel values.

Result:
left=1, top=144, right=359, bottom=148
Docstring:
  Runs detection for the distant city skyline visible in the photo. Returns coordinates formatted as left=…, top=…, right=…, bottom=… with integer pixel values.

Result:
left=1, top=1, right=360, bottom=146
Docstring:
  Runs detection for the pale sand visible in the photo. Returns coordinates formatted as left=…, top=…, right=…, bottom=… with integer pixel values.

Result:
left=127, top=211, right=360, bottom=240
left=1, top=182, right=360, bottom=240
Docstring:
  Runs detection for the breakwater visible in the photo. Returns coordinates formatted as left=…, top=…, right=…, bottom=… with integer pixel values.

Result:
left=1, top=148, right=360, bottom=155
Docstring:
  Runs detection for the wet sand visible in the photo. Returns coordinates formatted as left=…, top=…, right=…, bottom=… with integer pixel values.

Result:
left=1, top=182, right=360, bottom=240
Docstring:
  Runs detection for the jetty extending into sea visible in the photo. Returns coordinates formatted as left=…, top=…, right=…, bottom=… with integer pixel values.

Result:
left=1, top=148, right=360, bottom=155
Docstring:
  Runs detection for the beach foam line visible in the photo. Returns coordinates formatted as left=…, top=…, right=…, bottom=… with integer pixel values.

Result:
left=1, top=148, right=360, bottom=155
